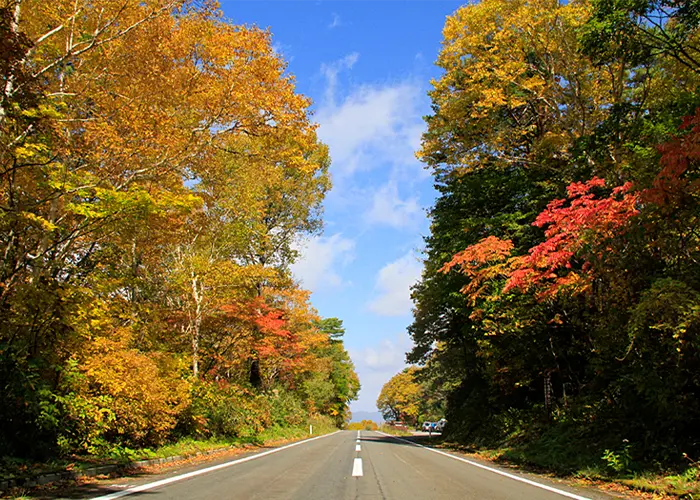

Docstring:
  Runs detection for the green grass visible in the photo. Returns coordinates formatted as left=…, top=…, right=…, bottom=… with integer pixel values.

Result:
left=136, top=436, right=239, bottom=460
left=257, top=417, right=337, bottom=443
left=378, top=424, right=412, bottom=436
left=619, top=471, right=700, bottom=497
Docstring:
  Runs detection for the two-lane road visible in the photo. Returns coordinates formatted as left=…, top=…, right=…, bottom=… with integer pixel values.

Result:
left=85, top=431, right=616, bottom=500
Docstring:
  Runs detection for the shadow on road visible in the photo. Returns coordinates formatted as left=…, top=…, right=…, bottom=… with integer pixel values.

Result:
left=359, top=433, right=443, bottom=448
left=13, top=471, right=157, bottom=500
left=12, top=442, right=294, bottom=499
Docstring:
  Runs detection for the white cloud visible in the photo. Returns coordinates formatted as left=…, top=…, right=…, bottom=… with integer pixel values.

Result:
left=349, top=332, right=413, bottom=413
left=328, top=13, right=342, bottom=29
left=315, top=54, right=425, bottom=179
left=359, top=337, right=408, bottom=370
left=368, top=252, right=422, bottom=316
left=366, top=181, right=421, bottom=228
left=320, top=52, right=359, bottom=105
left=291, top=233, right=355, bottom=292
left=316, top=81, right=424, bottom=178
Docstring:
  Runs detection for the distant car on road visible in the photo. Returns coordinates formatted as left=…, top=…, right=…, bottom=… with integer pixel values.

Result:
left=435, top=418, right=447, bottom=432
left=421, top=421, right=433, bottom=432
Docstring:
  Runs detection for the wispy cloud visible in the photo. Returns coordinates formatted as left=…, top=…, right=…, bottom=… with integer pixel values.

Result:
left=291, top=233, right=355, bottom=292
left=366, top=181, right=421, bottom=229
left=349, top=332, right=413, bottom=412
left=316, top=80, right=424, bottom=178
left=320, top=52, right=359, bottom=106
left=368, top=252, right=422, bottom=316
left=328, top=12, right=342, bottom=29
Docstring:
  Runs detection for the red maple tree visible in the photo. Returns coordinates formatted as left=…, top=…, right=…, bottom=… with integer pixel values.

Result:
left=505, top=177, right=639, bottom=299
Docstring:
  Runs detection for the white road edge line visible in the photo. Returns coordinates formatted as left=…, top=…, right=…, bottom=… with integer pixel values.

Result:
left=91, top=431, right=342, bottom=500
left=352, top=457, right=363, bottom=477
left=376, top=432, right=590, bottom=500
left=355, top=444, right=361, bottom=452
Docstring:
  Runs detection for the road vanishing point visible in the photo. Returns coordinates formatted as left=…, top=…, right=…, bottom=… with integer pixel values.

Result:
left=79, top=431, right=616, bottom=500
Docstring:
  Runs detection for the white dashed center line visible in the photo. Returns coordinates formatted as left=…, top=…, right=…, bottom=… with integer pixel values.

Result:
left=352, top=457, right=363, bottom=477
left=355, top=444, right=361, bottom=452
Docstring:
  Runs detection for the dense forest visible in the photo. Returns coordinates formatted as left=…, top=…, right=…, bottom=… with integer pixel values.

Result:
left=0, top=0, right=359, bottom=460
left=389, top=0, right=700, bottom=474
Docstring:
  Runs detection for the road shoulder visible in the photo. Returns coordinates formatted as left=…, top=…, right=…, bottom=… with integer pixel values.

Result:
left=376, top=431, right=635, bottom=500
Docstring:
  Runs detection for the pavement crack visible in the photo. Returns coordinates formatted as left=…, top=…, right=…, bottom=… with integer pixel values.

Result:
left=362, top=452, right=387, bottom=500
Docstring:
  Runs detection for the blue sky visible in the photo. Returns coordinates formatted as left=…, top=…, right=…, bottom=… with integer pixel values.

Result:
left=220, top=1, right=464, bottom=413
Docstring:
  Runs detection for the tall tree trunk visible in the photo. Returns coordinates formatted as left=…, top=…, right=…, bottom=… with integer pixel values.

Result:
left=249, top=358, right=261, bottom=388
left=1, top=0, right=22, bottom=122
left=191, top=274, right=203, bottom=378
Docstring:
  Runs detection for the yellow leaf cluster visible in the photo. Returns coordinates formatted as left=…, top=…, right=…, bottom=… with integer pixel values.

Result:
left=422, top=0, right=614, bottom=173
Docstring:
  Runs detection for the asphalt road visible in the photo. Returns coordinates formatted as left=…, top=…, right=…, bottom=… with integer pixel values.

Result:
left=80, top=431, right=616, bottom=500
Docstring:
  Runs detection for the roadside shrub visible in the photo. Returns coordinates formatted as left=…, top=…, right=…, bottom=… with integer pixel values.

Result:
left=55, top=339, right=190, bottom=454
left=0, top=354, right=63, bottom=458
left=602, top=440, right=634, bottom=475
left=267, top=389, right=307, bottom=427
left=185, top=382, right=272, bottom=439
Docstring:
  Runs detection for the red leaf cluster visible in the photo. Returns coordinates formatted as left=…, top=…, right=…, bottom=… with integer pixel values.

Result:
left=219, top=296, right=301, bottom=366
left=441, top=236, right=514, bottom=274
left=644, top=108, right=700, bottom=207
left=505, top=177, right=639, bottom=298
left=440, top=236, right=514, bottom=307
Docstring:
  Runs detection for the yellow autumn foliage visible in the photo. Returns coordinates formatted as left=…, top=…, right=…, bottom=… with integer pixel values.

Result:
left=421, top=0, right=615, bottom=174
left=70, top=334, right=190, bottom=449
left=0, top=0, right=356, bottom=459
